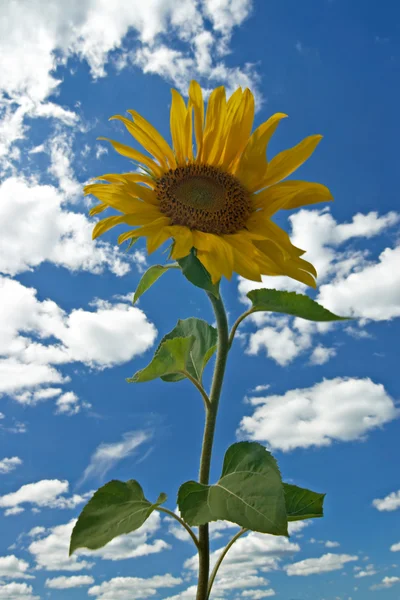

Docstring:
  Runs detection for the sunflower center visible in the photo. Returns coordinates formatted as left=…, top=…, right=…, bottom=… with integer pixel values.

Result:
left=156, top=164, right=251, bottom=234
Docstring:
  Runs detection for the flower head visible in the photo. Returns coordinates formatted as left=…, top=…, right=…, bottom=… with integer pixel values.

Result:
left=85, top=81, right=332, bottom=286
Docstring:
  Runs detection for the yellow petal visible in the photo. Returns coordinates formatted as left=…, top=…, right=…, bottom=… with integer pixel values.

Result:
left=133, top=217, right=171, bottom=247
left=127, top=109, right=177, bottom=169
left=193, top=232, right=234, bottom=281
left=252, top=180, right=333, bottom=215
left=196, top=250, right=222, bottom=284
left=146, top=227, right=173, bottom=254
left=124, top=181, right=158, bottom=206
left=169, top=226, right=194, bottom=260
left=109, top=115, right=169, bottom=171
left=89, top=203, right=108, bottom=217
left=170, top=89, right=189, bottom=165
left=92, top=173, right=155, bottom=188
left=185, top=105, right=193, bottom=162
left=219, top=88, right=255, bottom=171
left=84, top=184, right=156, bottom=215
left=92, top=215, right=127, bottom=239
left=260, top=135, right=323, bottom=188
left=188, top=80, right=204, bottom=161
left=234, top=113, right=287, bottom=192
left=118, top=229, right=139, bottom=245
left=223, top=234, right=264, bottom=281
left=200, top=86, right=227, bottom=165
left=97, top=137, right=163, bottom=178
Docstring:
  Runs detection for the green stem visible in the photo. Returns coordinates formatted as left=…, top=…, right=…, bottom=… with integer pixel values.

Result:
left=206, top=528, right=248, bottom=599
left=157, top=506, right=200, bottom=550
left=228, top=309, right=253, bottom=349
left=196, top=292, right=230, bottom=600
left=184, top=370, right=211, bottom=410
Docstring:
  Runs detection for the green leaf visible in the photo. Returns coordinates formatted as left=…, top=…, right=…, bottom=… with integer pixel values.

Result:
left=247, top=289, right=349, bottom=322
left=127, top=336, right=195, bottom=383
left=177, top=248, right=220, bottom=298
left=69, top=480, right=166, bottom=555
left=133, top=264, right=178, bottom=304
left=178, top=442, right=288, bottom=536
left=284, top=483, right=325, bottom=521
left=159, top=318, right=217, bottom=383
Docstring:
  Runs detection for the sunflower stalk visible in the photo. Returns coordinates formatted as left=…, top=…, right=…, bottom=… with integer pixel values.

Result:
left=196, top=292, right=230, bottom=600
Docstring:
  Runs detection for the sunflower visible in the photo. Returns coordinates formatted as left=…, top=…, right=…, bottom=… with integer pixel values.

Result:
left=85, top=81, right=332, bottom=286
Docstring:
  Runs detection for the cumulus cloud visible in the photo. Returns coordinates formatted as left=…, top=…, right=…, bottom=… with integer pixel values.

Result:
left=45, top=575, right=94, bottom=589
left=0, top=582, right=39, bottom=600
left=28, top=513, right=168, bottom=571
left=370, top=576, right=400, bottom=590
left=0, top=0, right=259, bottom=175
left=372, top=490, right=400, bottom=512
left=354, top=564, right=377, bottom=578
left=0, top=479, right=92, bottom=514
left=0, top=555, right=34, bottom=580
left=0, top=177, right=132, bottom=277
left=0, top=276, right=157, bottom=407
left=285, top=553, right=358, bottom=576
left=184, top=530, right=300, bottom=589
left=88, top=574, right=182, bottom=600
left=238, top=377, right=398, bottom=451
left=0, top=457, right=22, bottom=474
left=390, top=542, right=400, bottom=552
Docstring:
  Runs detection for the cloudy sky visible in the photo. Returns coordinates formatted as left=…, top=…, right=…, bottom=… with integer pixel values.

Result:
left=0, top=0, right=399, bottom=599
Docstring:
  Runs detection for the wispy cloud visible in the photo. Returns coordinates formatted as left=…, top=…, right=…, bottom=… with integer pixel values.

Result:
left=78, top=429, right=152, bottom=485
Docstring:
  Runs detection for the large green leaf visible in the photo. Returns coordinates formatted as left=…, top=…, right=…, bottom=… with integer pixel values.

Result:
left=178, top=442, right=288, bottom=536
left=284, top=483, right=325, bottom=521
left=127, top=336, right=195, bottom=383
left=69, top=480, right=166, bottom=555
left=133, top=264, right=178, bottom=305
left=158, top=318, right=217, bottom=383
left=177, top=249, right=220, bottom=298
left=247, top=289, right=349, bottom=322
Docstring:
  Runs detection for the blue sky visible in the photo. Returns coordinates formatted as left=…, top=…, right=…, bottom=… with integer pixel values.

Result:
left=0, top=0, right=399, bottom=599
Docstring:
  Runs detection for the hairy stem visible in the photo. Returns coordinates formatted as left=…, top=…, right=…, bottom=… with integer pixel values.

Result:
left=184, top=370, right=211, bottom=410
left=196, top=292, right=230, bottom=600
left=207, top=528, right=248, bottom=599
left=228, top=309, right=253, bottom=348
left=156, top=506, right=200, bottom=550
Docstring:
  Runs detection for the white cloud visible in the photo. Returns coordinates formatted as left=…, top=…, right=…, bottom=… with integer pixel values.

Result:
left=0, top=457, right=22, bottom=474
left=0, top=177, right=131, bottom=277
left=0, top=582, right=39, bottom=600
left=318, top=246, right=400, bottom=321
left=309, top=345, right=336, bottom=365
left=4, top=507, right=25, bottom=517
left=355, top=564, right=377, bottom=578
left=370, top=576, right=400, bottom=590
left=238, top=377, right=398, bottom=451
left=45, top=575, right=94, bottom=588
left=79, top=430, right=152, bottom=484
left=27, top=527, right=46, bottom=538
left=323, top=541, right=340, bottom=548
left=0, top=0, right=260, bottom=176
left=28, top=521, right=94, bottom=572
left=88, top=574, right=182, bottom=600
left=185, top=530, right=300, bottom=582
left=47, top=133, right=82, bottom=200
left=372, top=490, right=400, bottom=512
left=285, top=553, right=358, bottom=576
left=0, top=555, right=33, bottom=579
left=391, top=542, right=400, bottom=552
left=28, top=513, right=168, bottom=571
left=241, top=591, right=276, bottom=599
left=0, top=276, right=157, bottom=405
left=0, top=479, right=91, bottom=513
